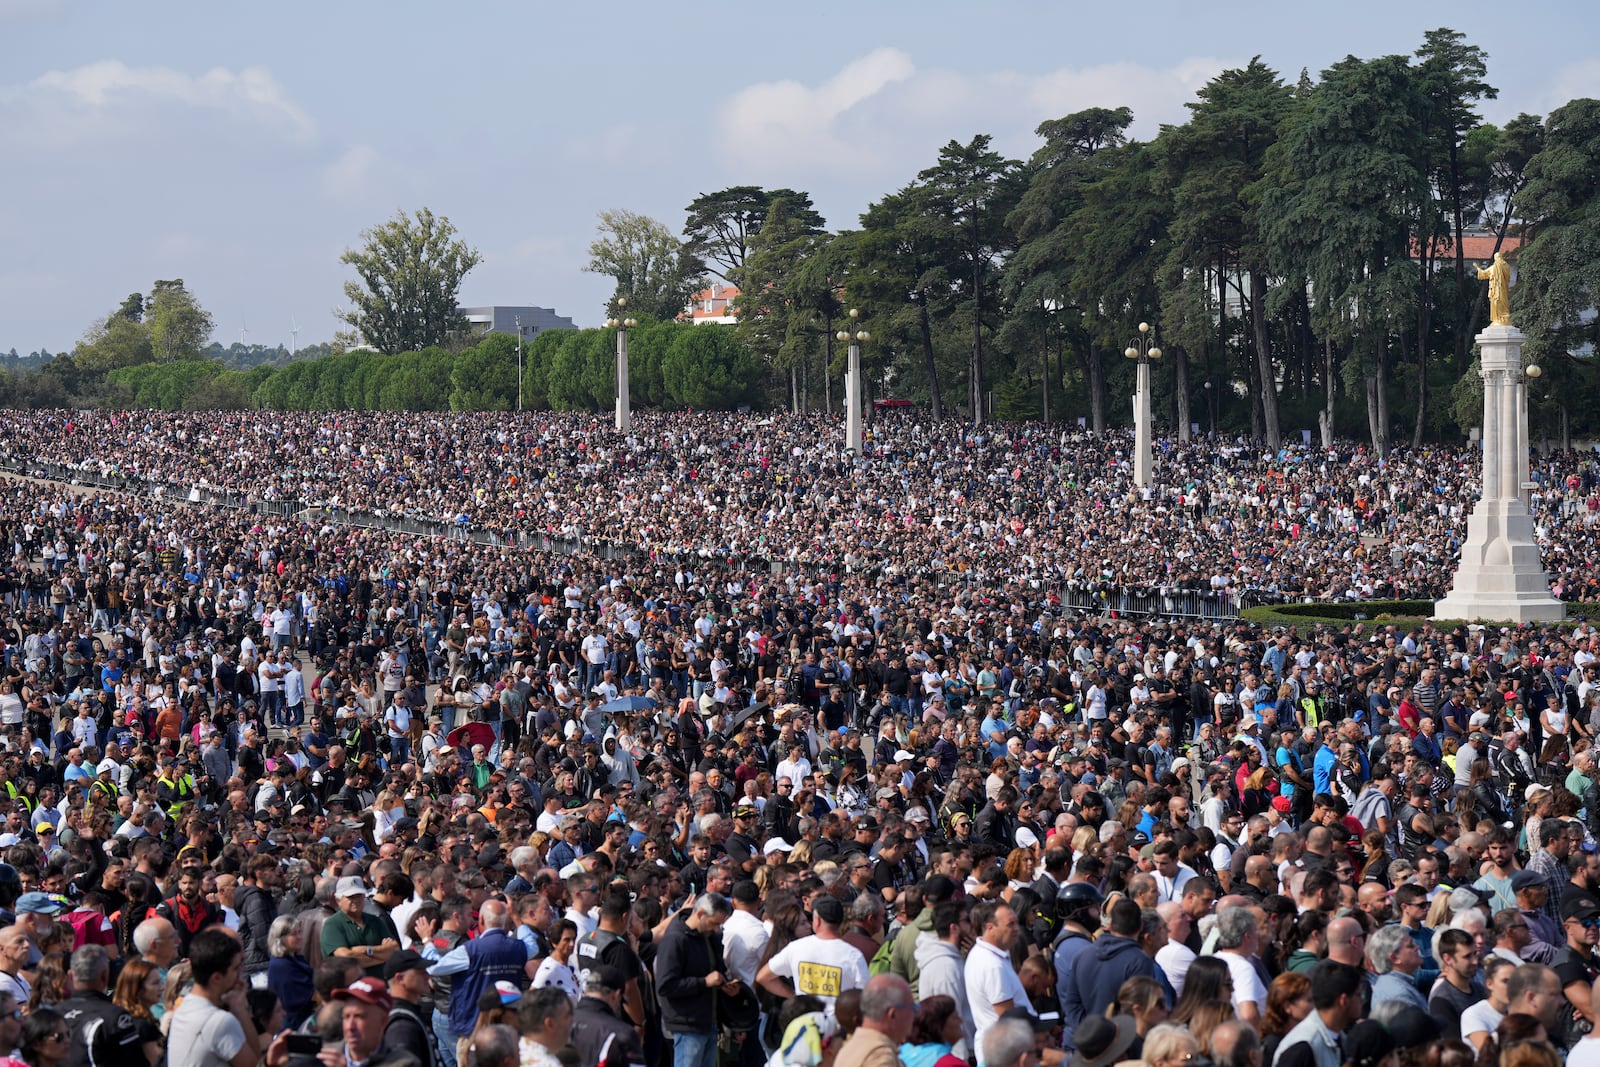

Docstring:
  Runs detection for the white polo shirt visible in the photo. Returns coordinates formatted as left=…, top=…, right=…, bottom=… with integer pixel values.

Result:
left=964, top=937, right=1032, bottom=1053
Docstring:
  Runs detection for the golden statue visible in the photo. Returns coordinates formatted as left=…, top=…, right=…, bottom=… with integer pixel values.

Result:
left=1478, top=251, right=1513, bottom=327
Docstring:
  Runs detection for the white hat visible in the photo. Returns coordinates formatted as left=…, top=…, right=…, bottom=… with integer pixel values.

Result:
left=96, top=758, right=118, bottom=775
left=762, top=838, right=794, bottom=856
left=0, top=834, right=19, bottom=848
left=334, top=876, right=370, bottom=899
left=1170, top=757, right=1191, bottom=772
left=893, top=749, right=915, bottom=763
left=1526, top=783, right=1551, bottom=802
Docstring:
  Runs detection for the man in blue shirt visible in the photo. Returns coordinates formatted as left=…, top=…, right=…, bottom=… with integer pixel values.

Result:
left=981, top=709, right=1009, bottom=761
left=1312, top=735, right=1338, bottom=796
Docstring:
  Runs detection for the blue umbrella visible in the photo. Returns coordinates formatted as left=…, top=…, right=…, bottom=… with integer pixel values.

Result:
left=601, top=695, right=658, bottom=713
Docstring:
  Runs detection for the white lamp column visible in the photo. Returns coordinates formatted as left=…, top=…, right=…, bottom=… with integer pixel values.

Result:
left=605, top=299, right=637, bottom=433
left=837, top=309, right=869, bottom=453
left=1124, top=322, right=1162, bottom=488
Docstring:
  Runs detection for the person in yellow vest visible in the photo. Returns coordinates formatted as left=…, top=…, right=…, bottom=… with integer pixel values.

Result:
left=91, top=758, right=122, bottom=805
left=156, top=759, right=195, bottom=819
left=3, top=779, right=36, bottom=817
left=1298, top=683, right=1325, bottom=731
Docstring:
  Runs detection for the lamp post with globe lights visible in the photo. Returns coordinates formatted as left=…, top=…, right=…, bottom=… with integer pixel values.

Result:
left=604, top=299, right=638, bottom=433
left=1522, top=361, right=1541, bottom=505
left=1124, top=321, right=1162, bottom=487
left=837, top=309, right=870, bottom=453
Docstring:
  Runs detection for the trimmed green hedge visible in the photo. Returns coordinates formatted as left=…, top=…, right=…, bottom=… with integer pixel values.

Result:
left=1244, top=600, right=1600, bottom=629
left=1241, top=601, right=1436, bottom=628
left=1268, top=600, right=1435, bottom=620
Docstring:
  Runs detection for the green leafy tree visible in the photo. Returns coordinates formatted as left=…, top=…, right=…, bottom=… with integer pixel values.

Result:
left=585, top=209, right=706, bottom=322
left=682, top=187, right=812, bottom=288
left=254, top=359, right=318, bottom=410
left=74, top=313, right=155, bottom=375
left=1260, top=55, right=1431, bottom=453
left=737, top=193, right=828, bottom=411
left=186, top=370, right=255, bottom=410
left=338, top=208, right=481, bottom=355
left=846, top=190, right=956, bottom=419
left=912, top=136, right=1023, bottom=425
left=1515, top=99, right=1600, bottom=372
left=1414, top=28, right=1497, bottom=379
left=547, top=329, right=615, bottom=411
left=449, top=334, right=519, bottom=411
left=147, top=279, right=215, bottom=363
left=1003, top=108, right=1133, bottom=430
left=663, top=325, right=762, bottom=409
left=626, top=320, right=682, bottom=409
left=1069, top=140, right=1175, bottom=432
left=107, top=360, right=223, bottom=409
left=1163, top=59, right=1293, bottom=449
left=517, top=328, right=570, bottom=411
left=375, top=349, right=451, bottom=410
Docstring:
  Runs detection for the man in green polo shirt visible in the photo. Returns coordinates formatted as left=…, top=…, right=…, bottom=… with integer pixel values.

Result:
left=321, top=876, right=400, bottom=977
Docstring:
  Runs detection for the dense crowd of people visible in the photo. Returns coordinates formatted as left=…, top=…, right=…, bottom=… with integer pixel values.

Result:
left=4, top=409, right=1600, bottom=602
left=0, top=410, right=1598, bottom=1067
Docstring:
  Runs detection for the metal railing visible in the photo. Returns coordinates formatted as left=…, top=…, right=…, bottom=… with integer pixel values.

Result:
left=1, top=456, right=1254, bottom=618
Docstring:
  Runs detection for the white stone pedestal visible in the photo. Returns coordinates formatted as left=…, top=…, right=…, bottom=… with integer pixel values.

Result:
left=615, top=328, right=631, bottom=433
left=1433, top=325, right=1563, bottom=623
left=1133, top=361, right=1152, bottom=488
left=845, top=340, right=862, bottom=453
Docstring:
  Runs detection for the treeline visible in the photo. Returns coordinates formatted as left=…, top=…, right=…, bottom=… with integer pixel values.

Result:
left=79, top=323, right=762, bottom=412
left=13, top=27, right=1600, bottom=448
left=641, top=30, right=1600, bottom=449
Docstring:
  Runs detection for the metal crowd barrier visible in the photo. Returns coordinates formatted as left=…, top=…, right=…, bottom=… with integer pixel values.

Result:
left=2, top=455, right=1254, bottom=618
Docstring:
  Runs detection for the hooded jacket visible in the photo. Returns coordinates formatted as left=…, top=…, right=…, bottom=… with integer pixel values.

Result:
left=916, top=936, right=974, bottom=1059
left=889, top=906, right=937, bottom=992
left=1064, top=934, right=1160, bottom=1036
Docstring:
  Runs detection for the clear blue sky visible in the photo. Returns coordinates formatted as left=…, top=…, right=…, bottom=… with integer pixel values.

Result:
left=1, top=0, right=1594, bottom=353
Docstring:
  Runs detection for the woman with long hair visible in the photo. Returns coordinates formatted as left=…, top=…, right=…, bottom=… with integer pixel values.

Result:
left=112, top=957, right=165, bottom=1065
left=1471, top=760, right=1508, bottom=824
left=1260, top=972, right=1313, bottom=1066
left=1497, top=1041, right=1561, bottom=1067
left=899, top=994, right=967, bottom=1067
left=1475, top=1014, right=1548, bottom=1067
left=25, top=954, right=69, bottom=1014
left=1360, top=829, right=1392, bottom=887
left=1111, top=976, right=1169, bottom=1062
left=1413, top=1043, right=1476, bottom=1067
left=757, top=893, right=814, bottom=1044
left=1170, top=956, right=1236, bottom=1055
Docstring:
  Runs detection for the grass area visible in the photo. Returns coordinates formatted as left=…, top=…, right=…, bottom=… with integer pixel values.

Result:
left=1242, top=600, right=1600, bottom=629
left=1241, top=602, right=1436, bottom=629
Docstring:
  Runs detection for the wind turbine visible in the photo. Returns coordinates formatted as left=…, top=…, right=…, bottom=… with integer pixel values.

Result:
left=290, top=317, right=299, bottom=358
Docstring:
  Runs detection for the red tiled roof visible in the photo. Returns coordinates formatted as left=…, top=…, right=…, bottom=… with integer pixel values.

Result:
left=1410, top=234, right=1525, bottom=260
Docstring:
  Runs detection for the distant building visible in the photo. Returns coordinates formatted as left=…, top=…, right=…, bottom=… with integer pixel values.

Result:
left=680, top=283, right=740, bottom=325
left=458, top=306, right=576, bottom=339
left=1408, top=231, right=1524, bottom=265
